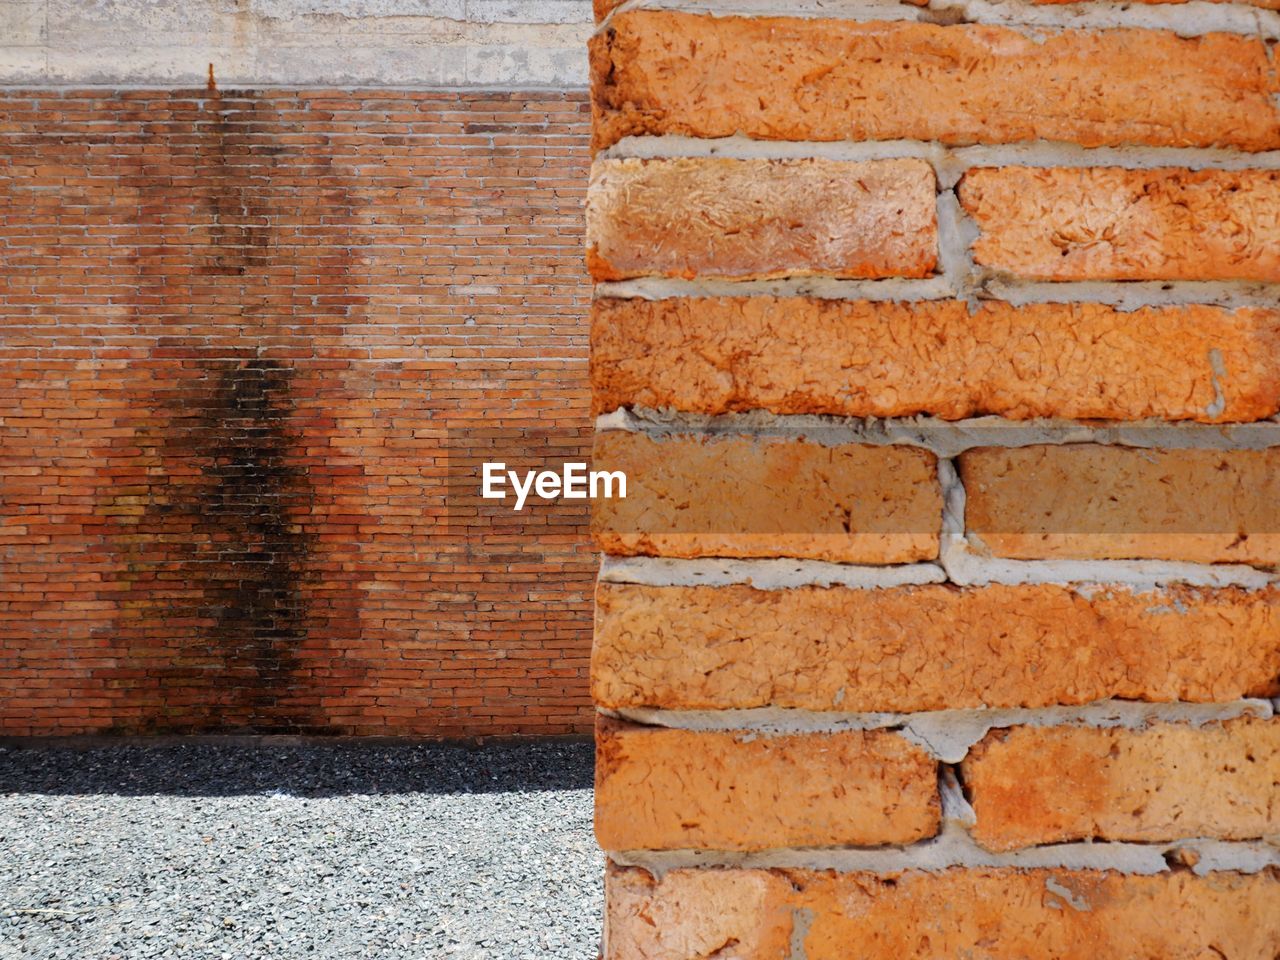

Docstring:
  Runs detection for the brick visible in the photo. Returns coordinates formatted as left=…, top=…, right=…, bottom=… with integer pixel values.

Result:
left=960, top=445, right=1280, bottom=564
left=604, top=865, right=1280, bottom=960
left=592, top=582, right=1280, bottom=711
left=961, top=167, right=1280, bottom=282
left=595, top=719, right=939, bottom=851
left=591, top=431, right=941, bottom=562
left=964, top=717, right=1280, bottom=850
left=585, top=158, right=937, bottom=282
left=0, top=89, right=596, bottom=738
left=590, top=12, right=1280, bottom=151
left=591, top=297, right=1280, bottom=422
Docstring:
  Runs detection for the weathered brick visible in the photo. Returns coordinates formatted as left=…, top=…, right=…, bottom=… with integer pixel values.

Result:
left=0, top=90, right=596, bottom=738
left=605, top=865, right=1280, bottom=960
left=590, top=12, right=1280, bottom=151
left=595, top=719, right=939, bottom=851
left=585, top=158, right=937, bottom=282
left=961, top=167, right=1280, bottom=282
left=591, top=431, right=941, bottom=562
left=593, top=582, right=1280, bottom=711
left=960, top=445, right=1280, bottom=564
left=591, top=297, right=1280, bottom=422
left=964, top=717, right=1280, bottom=850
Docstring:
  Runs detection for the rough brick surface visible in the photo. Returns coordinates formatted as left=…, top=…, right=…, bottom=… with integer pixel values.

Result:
left=960, top=445, right=1280, bottom=564
left=595, top=720, right=939, bottom=851
left=590, top=12, right=1280, bottom=151
left=593, top=582, right=1280, bottom=711
left=962, top=167, right=1280, bottom=282
left=591, top=297, right=1280, bottom=422
left=0, top=90, right=594, bottom=737
left=964, top=717, right=1280, bottom=850
left=585, top=158, right=937, bottom=282
left=605, top=865, right=1280, bottom=960
left=591, top=432, right=941, bottom=562
left=593, top=0, right=626, bottom=19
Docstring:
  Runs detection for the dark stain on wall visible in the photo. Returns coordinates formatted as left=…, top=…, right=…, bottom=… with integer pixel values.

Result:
left=90, top=90, right=372, bottom=733
left=97, top=359, right=319, bottom=732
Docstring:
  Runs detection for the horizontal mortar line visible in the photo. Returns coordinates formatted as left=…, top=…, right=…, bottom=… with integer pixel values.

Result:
left=603, top=700, right=1274, bottom=763
left=601, top=136, right=1280, bottom=173
left=595, top=277, right=956, bottom=302
left=594, top=277, right=1280, bottom=309
left=599, top=555, right=947, bottom=589
left=937, top=541, right=1280, bottom=591
left=597, top=552, right=1280, bottom=592
left=595, top=409, right=1280, bottom=454
left=606, top=834, right=1280, bottom=878
left=602, top=0, right=1280, bottom=38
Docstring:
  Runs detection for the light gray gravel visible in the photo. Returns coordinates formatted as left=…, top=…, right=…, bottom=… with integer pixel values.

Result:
left=0, top=741, right=601, bottom=960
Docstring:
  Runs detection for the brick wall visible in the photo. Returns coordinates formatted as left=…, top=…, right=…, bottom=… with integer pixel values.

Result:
left=0, top=89, right=595, bottom=737
left=588, top=4, right=1280, bottom=955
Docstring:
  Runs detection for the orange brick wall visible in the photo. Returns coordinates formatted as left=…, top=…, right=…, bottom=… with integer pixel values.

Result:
left=589, top=4, right=1280, bottom=955
left=0, top=89, right=595, bottom=737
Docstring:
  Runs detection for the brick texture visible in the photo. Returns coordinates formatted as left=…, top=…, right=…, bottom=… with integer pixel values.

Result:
left=595, top=719, right=939, bottom=851
left=605, top=865, right=1280, bottom=960
left=0, top=90, right=594, bottom=736
left=590, top=12, right=1280, bottom=151
left=591, top=297, right=1280, bottom=422
left=589, top=4, right=1280, bottom=955
left=961, top=167, right=1280, bottom=282
left=960, top=445, right=1280, bottom=565
left=963, top=717, right=1280, bottom=850
left=592, top=582, right=1280, bottom=712
left=591, top=432, right=941, bottom=562
left=585, top=158, right=937, bottom=281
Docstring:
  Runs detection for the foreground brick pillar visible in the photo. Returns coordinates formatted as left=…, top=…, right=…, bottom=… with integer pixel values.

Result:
left=586, top=2, right=1280, bottom=957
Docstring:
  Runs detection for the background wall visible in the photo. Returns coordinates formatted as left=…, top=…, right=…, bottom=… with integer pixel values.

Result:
left=0, top=1, right=597, bottom=736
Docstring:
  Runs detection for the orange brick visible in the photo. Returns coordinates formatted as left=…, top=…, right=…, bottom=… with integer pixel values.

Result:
left=964, top=717, right=1280, bottom=850
left=586, top=158, right=937, bottom=281
left=605, top=865, right=1280, bottom=960
left=591, top=297, right=1280, bottom=422
left=960, top=445, right=1280, bottom=564
left=591, top=431, right=941, bottom=563
left=590, top=12, right=1280, bottom=151
left=961, top=167, right=1280, bottom=282
left=592, top=582, right=1280, bottom=711
left=595, top=719, right=939, bottom=851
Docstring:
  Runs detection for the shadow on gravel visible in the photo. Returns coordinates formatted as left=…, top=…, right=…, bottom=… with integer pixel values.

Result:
left=0, top=739, right=594, bottom=797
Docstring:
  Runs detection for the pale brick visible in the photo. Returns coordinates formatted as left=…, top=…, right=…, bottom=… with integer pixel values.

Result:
left=961, top=167, right=1280, bottom=282
left=595, top=719, right=939, bottom=851
left=590, top=12, right=1280, bottom=151
left=585, top=158, right=937, bottom=282
left=964, top=717, right=1280, bottom=850
left=591, top=297, right=1280, bottom=422
left=605, top=865, right=1280, bottom=960
left=960, top=445, right=1280, bottom=564
left=593, top=582, right=1280, bottom=711
left=591, top=431, right=941, bottom=563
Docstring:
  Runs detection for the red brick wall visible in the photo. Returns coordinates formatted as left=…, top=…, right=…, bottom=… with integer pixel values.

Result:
left=0, top=89, right=595, bottom=737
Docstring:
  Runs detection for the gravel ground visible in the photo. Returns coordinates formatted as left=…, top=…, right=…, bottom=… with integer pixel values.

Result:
left=0, top=741, right=600, bottom=960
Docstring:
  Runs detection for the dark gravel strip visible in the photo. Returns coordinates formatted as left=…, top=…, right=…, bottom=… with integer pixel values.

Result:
left=0, top=741, right=601, bottom=960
